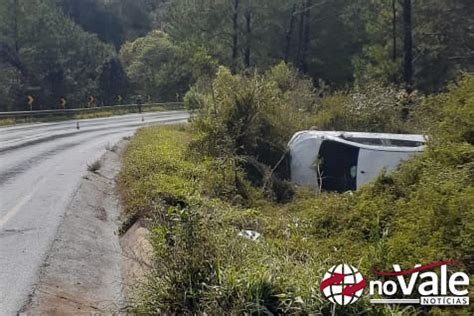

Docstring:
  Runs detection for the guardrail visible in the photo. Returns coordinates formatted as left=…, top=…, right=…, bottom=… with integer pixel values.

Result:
left=0, top=102, right=184, bottom=119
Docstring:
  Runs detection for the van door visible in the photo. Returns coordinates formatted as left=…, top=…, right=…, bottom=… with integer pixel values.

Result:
left=318, top=140, right=359, bottom=192
left=357, top=149, right=417, bottom=188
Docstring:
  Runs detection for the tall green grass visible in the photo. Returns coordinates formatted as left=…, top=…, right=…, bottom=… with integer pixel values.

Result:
left=119, top=75, right=474, bottom=314
left=119, top=126, right=472, bottom=315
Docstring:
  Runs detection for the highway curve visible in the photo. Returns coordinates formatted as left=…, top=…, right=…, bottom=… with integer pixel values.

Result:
left=0, top=111, right=188, bottom=314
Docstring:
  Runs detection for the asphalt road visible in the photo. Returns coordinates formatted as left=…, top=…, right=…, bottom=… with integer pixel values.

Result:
left=0, top=111, right=188, bottom=314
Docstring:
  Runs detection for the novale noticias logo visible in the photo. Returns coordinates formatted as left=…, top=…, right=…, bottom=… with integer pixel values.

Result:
left=320, top=264, right=366, bottom=305
left=320, top=261, right=470, bottom=307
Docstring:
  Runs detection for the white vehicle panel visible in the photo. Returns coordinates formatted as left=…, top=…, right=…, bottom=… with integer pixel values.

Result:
left=357, top=149, right=418, bottom=188
left=288, top=131, right=426, bottom=192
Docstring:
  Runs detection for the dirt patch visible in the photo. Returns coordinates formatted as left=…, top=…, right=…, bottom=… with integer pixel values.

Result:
left=120, top=221, right=153, bottom=302
left=22, top=142, right=128, bottom=314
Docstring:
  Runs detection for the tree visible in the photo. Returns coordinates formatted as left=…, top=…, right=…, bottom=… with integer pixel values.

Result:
left=0, top=0, right=20, bottom=52
left=0, top=0, right=115, bottom=109
left=159, top=0, right=362, bottom=87
left=411, top=0, right=474, bottom=91
left=347, top=0, right=403, bottom=86
left=98, top=58, right=129, bottom=105
left=107, top=0, right=153, bottom=42
left=301, top=0, right=312, bottom=73
left=403, top=0, right=413, bottom=91
left=120, top=31, right=217, bottom=101
left=391, top=0, right=397, bottom=62
left=231, top=0, right=240, bottom=71
left=243, top=5, right=252, bottom=68
left=0, top=61, right=23, bottom=111
left=284, top=4, right=297, bottom=63
left=348, top=0, right=474, bottom=92
left=55, top=0, right=125, bottom=48
left=164, top=0, right=231, bottom=65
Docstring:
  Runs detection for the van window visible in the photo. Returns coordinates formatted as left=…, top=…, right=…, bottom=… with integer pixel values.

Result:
left=344, top=137, right=383, bottom=146
left=318, top=140, right=359, bottom=192
left=344, top=137, right=424, bottom=148
left=387, top=139, right=424, bottom=147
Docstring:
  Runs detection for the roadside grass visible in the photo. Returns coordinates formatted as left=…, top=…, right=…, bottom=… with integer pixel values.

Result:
left=0, top=118, right=15, bottom=126
left=0, top=104, right=171, bottom=127
left=119, top=125, right=473, bottom=315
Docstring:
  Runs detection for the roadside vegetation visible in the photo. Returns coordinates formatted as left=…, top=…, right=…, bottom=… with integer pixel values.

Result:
left=119, top=66, right=473, bottom=315
left=1, top=0, right=471, bottom=314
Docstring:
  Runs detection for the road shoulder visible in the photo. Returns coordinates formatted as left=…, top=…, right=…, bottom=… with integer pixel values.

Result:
left=21, top=142, right=127, bottom=314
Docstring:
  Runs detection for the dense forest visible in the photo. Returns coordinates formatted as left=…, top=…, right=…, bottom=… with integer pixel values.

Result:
left=0, top=0, right=473, bottom=111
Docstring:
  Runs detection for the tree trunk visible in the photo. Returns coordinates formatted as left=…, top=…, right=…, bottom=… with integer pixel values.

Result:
left=244, top=8, right=251, bottom=68
left=392, top=0, right=397, bottom=61
left=231, top=0, right=240, bottom=71
left=301, top=0, right=312, bottom=73
left=13, top=0, right=19, bottom=53
left=403, top=0, right=413, bottom=91
left=295, top=3, right=305, bottom=69
left=284, top=3, right=297, bottom=63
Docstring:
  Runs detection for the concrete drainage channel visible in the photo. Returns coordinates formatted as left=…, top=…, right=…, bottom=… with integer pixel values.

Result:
left=20, top=140, right=152, bottom=314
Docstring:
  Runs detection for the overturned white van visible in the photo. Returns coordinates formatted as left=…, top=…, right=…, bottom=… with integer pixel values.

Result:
left=288, top=131, right=426, bottom=192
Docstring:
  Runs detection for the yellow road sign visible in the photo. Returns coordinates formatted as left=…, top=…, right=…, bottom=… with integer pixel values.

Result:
left=87, top=95, right=96, bottom=107
left=146, top=95, right=151, bottom=103
left=27, top=95, right=34, bottom=110
left=117, top=95, right=123, bottom=103
left=60, top=97, right=67, bottom=109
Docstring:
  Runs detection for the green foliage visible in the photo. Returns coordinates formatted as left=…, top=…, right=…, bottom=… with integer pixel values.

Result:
left=164, top=0, right=364, bottom=86
left=1, top=0, right=472, bottom=111
left=312, top=82, right=421, bottom=133
left=120, top=126, right=366, bottom=315
left=349, top=0, right=474, bottom=91
left=120, top=75, right=474, bottom=315
left=183, top=86, right=211, bottom=112
left=190, top=63, right=317, bottom=155
left=120, top=30, right=217, bottom=102
left=345, top=0, right=403, bottom=85
left=187, top=63, right=319, bottom=201
left=426, top=75, right=474, bottom=144
left=98, top=57, right=129, bottom=105
left=55, top=0, right=126, bottom=47
left=0, top=0, right=116, bottom=109
left=0, top=63, right=22, bottom=111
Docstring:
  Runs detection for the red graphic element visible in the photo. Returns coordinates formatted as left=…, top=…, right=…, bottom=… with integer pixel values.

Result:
left=320, top=273, right=366, bottom=297
left=319, top=273, right=344, bottom=292
left=372, top=261, right=463, bottom=277
left=342, top=279, right=367, bottom=297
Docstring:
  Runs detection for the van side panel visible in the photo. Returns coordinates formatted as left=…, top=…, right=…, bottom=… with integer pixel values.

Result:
left=290, top=138, right=322, bottom=188
left=357, top=149, right=418, bottom=188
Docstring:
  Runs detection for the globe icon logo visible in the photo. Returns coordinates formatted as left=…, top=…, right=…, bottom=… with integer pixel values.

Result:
left=320, top=264, right=366, bottom=306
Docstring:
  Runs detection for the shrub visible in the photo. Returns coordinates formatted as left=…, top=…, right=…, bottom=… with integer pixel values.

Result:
left=188, top=64, right=318, bottom=202
left=312, top=82, right=422, bottom=133
left=120, top=31, right=217, bottom=102
left=120, top=75, right=474, bottom=315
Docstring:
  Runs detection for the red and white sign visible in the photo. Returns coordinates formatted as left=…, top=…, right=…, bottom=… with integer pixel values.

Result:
left=320, top=261, right=470, bottom=307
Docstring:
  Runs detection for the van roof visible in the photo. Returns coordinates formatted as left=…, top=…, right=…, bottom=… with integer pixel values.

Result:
left=288, top=131, right=427, bottom=152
